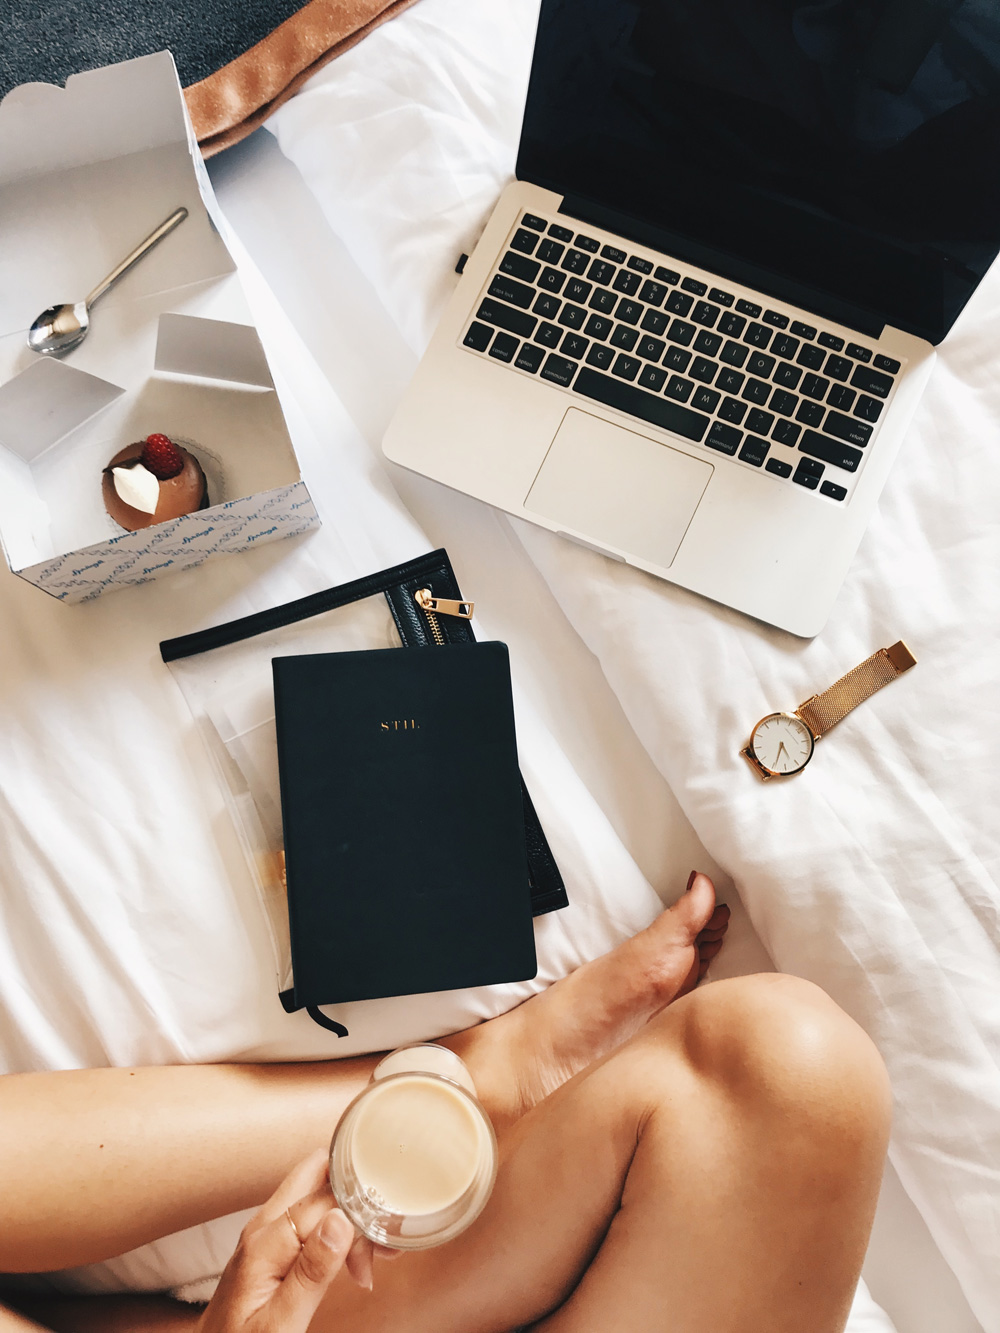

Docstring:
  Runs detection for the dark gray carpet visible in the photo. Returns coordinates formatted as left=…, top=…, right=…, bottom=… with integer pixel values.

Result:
left=1, top=0, right=308, bottom=101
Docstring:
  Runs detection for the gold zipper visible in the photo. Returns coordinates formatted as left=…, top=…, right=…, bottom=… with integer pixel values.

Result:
left=413, top=588, right=474, bottom=645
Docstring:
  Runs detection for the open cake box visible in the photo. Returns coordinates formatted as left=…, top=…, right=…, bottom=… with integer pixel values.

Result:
left=0, top=52, right=319, bottom=602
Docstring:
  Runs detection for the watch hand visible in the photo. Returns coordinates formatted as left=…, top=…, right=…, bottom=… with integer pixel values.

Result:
left=776, top=741, right=789, bottom=767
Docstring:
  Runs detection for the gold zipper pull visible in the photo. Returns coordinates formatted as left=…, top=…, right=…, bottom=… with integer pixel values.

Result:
left=414, top=588, right=474, bottom=619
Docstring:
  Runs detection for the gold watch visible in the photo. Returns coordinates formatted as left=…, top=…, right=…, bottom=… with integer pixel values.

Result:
left=741, top=641, right=917, bottom=780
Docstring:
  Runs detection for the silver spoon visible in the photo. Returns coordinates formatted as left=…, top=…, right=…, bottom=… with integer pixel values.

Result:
left=27, top=206, right=189, bottom=357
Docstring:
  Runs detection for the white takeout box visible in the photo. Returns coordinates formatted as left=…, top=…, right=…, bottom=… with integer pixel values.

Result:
left=0, top=52, right=320, bottom=602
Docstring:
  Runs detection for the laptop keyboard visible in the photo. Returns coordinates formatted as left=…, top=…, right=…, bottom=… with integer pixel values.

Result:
left=460, top=212, right=904, bottom=503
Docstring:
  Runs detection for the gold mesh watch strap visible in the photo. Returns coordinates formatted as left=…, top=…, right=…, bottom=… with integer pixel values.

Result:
left=796, top=641, right=916, bottom=738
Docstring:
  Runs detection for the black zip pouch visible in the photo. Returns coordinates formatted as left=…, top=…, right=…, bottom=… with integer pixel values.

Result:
left=160, top=549, right=567, bottom=1035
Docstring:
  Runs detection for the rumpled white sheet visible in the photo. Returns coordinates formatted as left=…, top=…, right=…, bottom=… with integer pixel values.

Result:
left=268, top=2, right=1000, bottom=1330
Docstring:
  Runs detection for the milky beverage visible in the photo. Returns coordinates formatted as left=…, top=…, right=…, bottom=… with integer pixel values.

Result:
left=349, top=1074, right=491, bottom=1215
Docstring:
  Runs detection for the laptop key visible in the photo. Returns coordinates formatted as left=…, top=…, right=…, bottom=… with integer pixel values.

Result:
left=772, top=420, right=801, bottom=446
left=584, top=314, right=613, bottom=340
left=637, top=336, right=666, bottom=362
left=682, top=277, right=707, bottom=295
left=654, top=266, right=680, bottom=285
left=463, top=322, right=493, bottom=352
left=718, top=312, right=746, bottom=338
left=666, top=291, right=694, bottom=316
left=693, top=387, right=721, bottom=412
left=854, top=395, right=883, bottom=423
left=535, top=321, right=562, bottom=348
left=791, top=321, right=817, bottom=339
left=511, top=228, right=539, bottom=254
left=536, top=238, right=565, bottom=264
left=736, top=299, right=762, bottom=317
left=747, top=352, right=775, bottom=377
left=613, top=270, right=642, bottom=295
left=587, top=258, right=615, bottom=285
left=560, top=332, right=590, bottom=359
left=707, top=422, right=742, bottom=454
left=709, top=287, right=735, bottom=307
left=763, top=310, right=789, bottom=328
left=719, top=396, right=747, bottom=425
left=558, top=304, right=587, bottom=329
left=589, top=288, right=618, bottom=314
left=601, top=245, right=627, bottom=263
left=774, top=362, right=802, bottom=389
left=522, top=213, right=546, bottom=231
left=664, top=347, right=692, bottom=372
left=665, top=375, right=694, bottom=403
left=640, top=309, right=669, bottom=335
left=515, top=343, right=545, bottom=373
left=800, top=430, right=863, bottom=472
left=821, top=480, right=848, bottom=500
left=565, top=278, right=592, bottom=304
left=770, top=388, right=798, bottom=417
left=489, top=332, right=519, bottom=362
left=770, top=333, right=799, bottom=359
left=476, top=298, right=537, bottom=338
left=562, top=249, right=591, bottom=274
left=818, top=332, right=844, bottom=350
left=533, top=292, right=561, bottom=319
left=586, top=344, right=615, bottom=370
left=874, top=355, right=901, bottom=374
left=827, top=385, right=855, bottom=412
left=575, top=234, right=599, bottom=252
left=850, top=365, right=893, bottom=398
left=690, top=356, right=718, bottom=384
left=846, top=343, right=872, bottom=362
left=694, top=331, right=722, bottom=356
left=801, top=373, right=830, bottom=400
left=691, top=301, right=720, bottom=327
left=488, top=275, right=535, bottom=309
left=793, top=459, right=822, bottom=489
left=616, top=298, right=644, bottom=325
left=744, top=322, right=772, bottom=349
left=610, top=325, right=639, bottom=351
left=667, top=319, right=696, bottom=346
left=573, top=368, right=711, bottom=441
left=716, top=368, right=745, bottom=393
left=746, top=409, right=774, bottom=435
left=549, top=223, right=574, bottom=241
left=639, top=365, right=668, bottom=392
left=797, top=344, right=826, bottom=370
left=500, top=252, right=540, bottom=282
left=742, top=378, right=771, bottom=405
left=796, top=400, right=825, bottom=427
left=612, top=354, right=641, bottom=381
left=629, top=256, right=655, bottom=274
left=639, top=280, right=669, bottom=306
left=539, top=266, right=566, bottom=293
left=739, top=435, right=770, bottom=466
left=823, top=411, right=873, bottom=447
left=720, top=340, right=749, bottom=368
left=765, top=458, right=793, bottom=478
left=540, top=353, right=578, bottom=385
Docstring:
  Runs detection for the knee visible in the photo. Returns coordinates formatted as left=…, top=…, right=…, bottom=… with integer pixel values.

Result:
left=673, top=974, right=891, bottom=1149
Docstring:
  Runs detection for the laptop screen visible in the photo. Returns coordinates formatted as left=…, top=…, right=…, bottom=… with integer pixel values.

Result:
left=518, top=0, right=1000, bottom=343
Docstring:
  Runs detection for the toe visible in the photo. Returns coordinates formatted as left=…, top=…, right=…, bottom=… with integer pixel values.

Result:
left=670, top=871, right=717, bottom=937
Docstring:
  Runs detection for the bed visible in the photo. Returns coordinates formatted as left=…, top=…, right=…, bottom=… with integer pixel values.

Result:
left=1, top=3, right=996, bottom=1331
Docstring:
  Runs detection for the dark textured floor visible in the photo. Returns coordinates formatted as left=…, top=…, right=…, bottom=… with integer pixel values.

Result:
left=0, top=0, right=307, bottom=100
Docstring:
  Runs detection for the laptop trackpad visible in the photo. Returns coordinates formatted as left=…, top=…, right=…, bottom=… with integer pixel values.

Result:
left=524, top=408, right=712, bottom=568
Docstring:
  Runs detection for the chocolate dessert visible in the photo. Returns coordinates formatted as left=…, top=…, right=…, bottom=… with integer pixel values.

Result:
left=102, top=434, right=208, bottom=531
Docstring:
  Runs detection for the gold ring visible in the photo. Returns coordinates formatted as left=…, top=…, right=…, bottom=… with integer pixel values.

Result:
left=285, top=1208, right=303, bottom=1245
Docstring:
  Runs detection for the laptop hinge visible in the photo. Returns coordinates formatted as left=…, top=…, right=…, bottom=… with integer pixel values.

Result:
left=560, top=193, right=886, bottom=341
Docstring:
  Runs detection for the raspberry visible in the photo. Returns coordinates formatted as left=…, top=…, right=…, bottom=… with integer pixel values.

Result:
left=140, top=433, right=184, bottom=480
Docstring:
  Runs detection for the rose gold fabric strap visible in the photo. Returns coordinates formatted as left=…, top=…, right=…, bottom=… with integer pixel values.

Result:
left=796, top=641, right=916, bottom=738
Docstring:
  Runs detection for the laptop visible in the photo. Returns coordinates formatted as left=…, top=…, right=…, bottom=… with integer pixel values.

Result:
left=384, top=0, right=1000, bottom=636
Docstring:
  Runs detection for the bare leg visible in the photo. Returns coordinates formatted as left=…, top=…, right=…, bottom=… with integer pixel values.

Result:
left=302, top=974, right=890, bottom=1333
left=0, top=876, right=726, bottom=1273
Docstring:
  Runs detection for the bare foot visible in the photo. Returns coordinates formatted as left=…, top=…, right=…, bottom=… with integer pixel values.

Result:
left=447, top=872, right=729, bottom=1131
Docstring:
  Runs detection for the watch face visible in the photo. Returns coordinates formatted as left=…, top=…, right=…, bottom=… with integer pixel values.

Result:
left=750, top=713, right=815, bottom=776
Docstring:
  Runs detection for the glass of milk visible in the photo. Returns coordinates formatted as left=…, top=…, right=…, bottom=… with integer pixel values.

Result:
left=329, top=1044, right=498, bottom=1249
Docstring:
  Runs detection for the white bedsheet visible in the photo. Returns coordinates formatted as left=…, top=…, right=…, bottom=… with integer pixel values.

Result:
left=265, top=3, right=1000, bottom=1331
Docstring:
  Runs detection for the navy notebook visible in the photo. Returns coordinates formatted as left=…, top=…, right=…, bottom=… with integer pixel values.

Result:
left=273, top=642, right=538, bottom=1007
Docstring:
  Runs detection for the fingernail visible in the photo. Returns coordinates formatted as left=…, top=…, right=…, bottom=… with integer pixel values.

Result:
left=686, top=870, right=697, bottom=891
left=319, top=1210, right=353, bottom=1252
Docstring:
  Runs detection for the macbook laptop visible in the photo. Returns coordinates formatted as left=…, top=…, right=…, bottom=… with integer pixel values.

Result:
left=384, top=0, right=1000, bottom=636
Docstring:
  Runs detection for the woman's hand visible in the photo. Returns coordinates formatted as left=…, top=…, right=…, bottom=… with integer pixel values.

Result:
left=196, top=1149, right=371, bottom=1333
